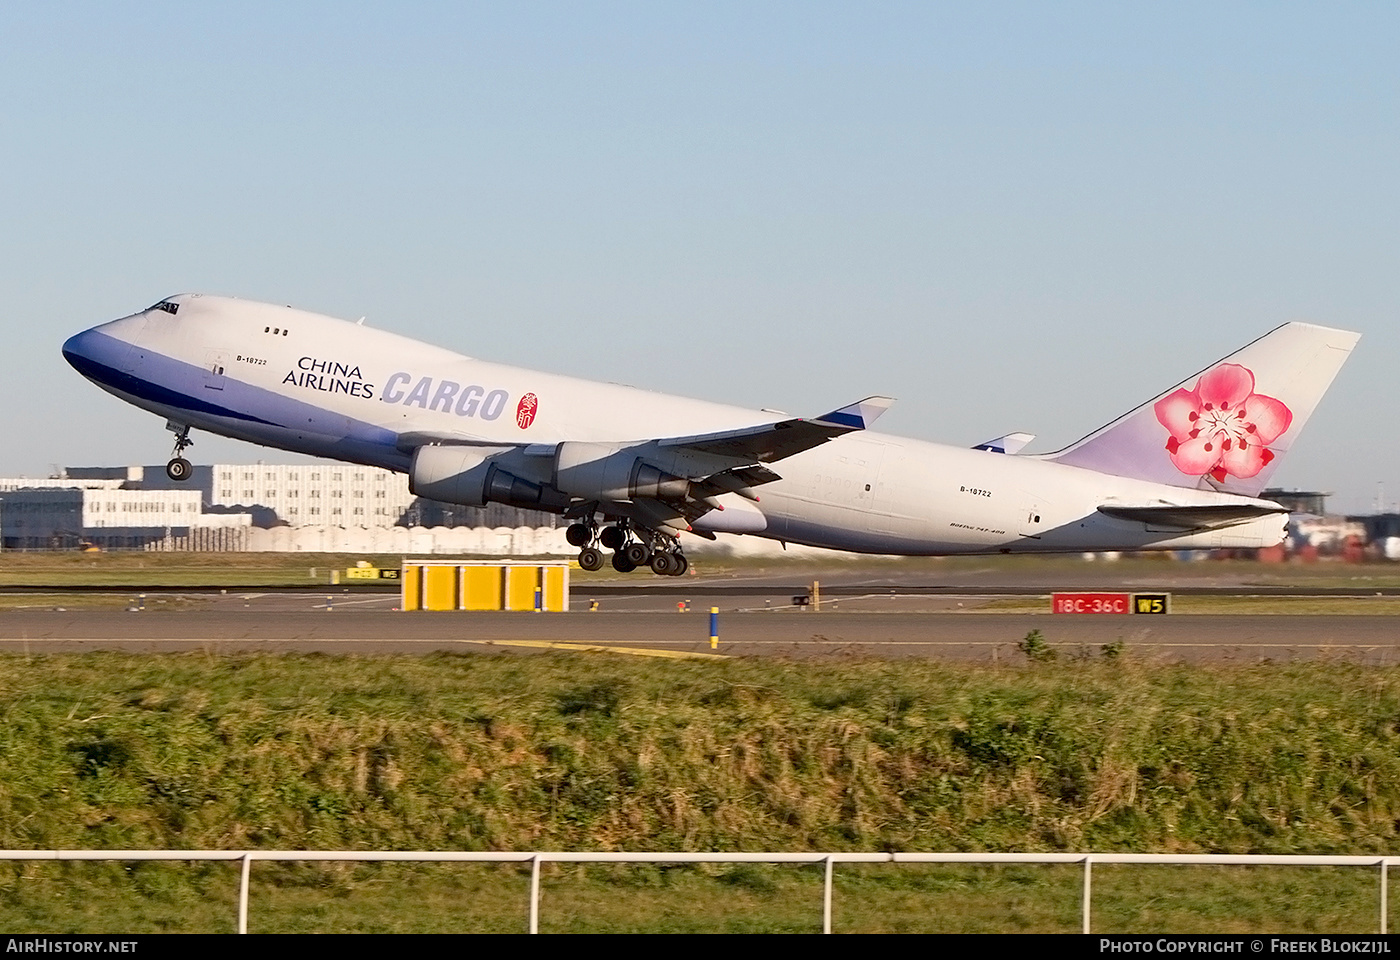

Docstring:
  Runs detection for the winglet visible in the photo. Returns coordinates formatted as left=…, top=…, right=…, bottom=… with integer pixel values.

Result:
left=812, top=396, right=895, bottom=431
left=973, top=432, right=1035, bottom=455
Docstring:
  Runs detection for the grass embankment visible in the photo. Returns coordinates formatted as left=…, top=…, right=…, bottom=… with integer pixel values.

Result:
left=4, top=550, right=1400, bottom=589
left=1, top=652, right=1399, bottom=931
left=0, top=552, right=407, bottom=587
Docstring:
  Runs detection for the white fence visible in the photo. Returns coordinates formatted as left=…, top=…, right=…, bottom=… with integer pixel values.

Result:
left=0, top=850, right=1395, bottom=934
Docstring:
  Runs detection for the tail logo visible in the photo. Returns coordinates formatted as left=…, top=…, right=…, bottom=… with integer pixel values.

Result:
left=1154, top=364, right=1293, bottom=483
left=516, top=392, right=539, bottom=430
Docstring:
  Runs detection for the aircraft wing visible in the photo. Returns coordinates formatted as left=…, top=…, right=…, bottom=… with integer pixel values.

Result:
left=659, top=396, right=895, bottom=463
left=400, top=396, right=895, bottom=535
left=1097, top=502, right=1287, bottom=530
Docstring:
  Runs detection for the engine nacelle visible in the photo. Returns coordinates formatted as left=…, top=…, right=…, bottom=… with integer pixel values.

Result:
left=553, top=442, right=691, bottom=503
left=410, top=445, right=569, bottom=510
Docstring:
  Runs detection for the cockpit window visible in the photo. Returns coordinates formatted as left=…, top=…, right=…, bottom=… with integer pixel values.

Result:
left=150, top=300, right=179, bottom=315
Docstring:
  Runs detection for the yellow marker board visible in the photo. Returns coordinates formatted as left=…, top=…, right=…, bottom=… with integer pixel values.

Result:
left=400, top=561, right=569, bottom=612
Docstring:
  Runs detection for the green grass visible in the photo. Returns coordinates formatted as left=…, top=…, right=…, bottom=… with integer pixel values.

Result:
left=0, top=552, right=409, bottom=587
left=2, top=550, right=1398, bottom=588
left=3, top=650, right=1400, bottom=930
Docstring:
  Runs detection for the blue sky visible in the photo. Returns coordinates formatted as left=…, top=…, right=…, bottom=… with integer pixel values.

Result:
left=3, top=2, right=1395, bottom=512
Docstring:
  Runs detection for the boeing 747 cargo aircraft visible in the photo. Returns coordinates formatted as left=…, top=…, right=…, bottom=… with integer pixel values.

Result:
left=63, top=295, right=1358, bottom=575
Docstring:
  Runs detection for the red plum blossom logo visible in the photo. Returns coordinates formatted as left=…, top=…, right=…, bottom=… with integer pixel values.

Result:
left=516, top=392, right=539, bottom=430
left=1153, top=364, right=1292, bottom=483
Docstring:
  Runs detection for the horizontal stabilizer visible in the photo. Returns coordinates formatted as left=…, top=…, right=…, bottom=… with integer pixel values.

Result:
left=661, top=396, right=895, bottom=463
left=973, top=432, right=1035, bottom=455
left=1097, top=501, right=1287, bottom=530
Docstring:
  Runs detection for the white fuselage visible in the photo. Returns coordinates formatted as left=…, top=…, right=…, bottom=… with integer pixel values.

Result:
left=63, top=295, right=1287, bottom=554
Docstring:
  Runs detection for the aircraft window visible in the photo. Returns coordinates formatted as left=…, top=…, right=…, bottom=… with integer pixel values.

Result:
left=151, top=301, right=179, bottom=315
left=283, top=330, right=289, bottom=336
left=264, top=327, right=270, bottom=333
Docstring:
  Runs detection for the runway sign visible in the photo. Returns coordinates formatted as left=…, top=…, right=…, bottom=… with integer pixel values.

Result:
left=1052, top=593, right=1172, bottom=614
left=1053, top=593, right=1130, bottom=614
left=1131, top=593, right=1171, bottom=614
left=343, top=567, right=401, bottom=580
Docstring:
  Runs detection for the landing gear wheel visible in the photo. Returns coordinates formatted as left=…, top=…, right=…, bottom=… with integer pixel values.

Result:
left=670, top=553, right=689, bottom=577
left=166, top=457, right=193, bottom=482
left=650, top=552, right=676, bottom=576
left=599, top=526, right=625, bottom=550
left=611, top=551, right=636, bottom=573
left=577, top=547, right=604, bottom=571
left=566, top=523, right=591, bottom=547
left=624, top=542, right=651, bottom=567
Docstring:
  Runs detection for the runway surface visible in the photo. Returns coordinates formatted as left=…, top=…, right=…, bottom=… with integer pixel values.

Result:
left=2, top=562, right=1397, bottom=662
left=2, top=604, right=1398, bottom=662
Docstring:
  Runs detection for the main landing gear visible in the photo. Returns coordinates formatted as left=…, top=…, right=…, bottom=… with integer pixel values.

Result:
left=165, top=424, right=194, bottom=482
left=566, top=520, right=688, bottom=577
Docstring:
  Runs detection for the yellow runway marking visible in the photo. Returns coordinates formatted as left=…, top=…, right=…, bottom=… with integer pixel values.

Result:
left=0, top=637, right=726, bottom=659
left=464, top=639, right=726, bottom=660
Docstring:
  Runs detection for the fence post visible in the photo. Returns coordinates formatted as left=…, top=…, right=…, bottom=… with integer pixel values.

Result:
left=1382, top=859, right=1389, bottom=934
left=823, top=855, right=834, bottom=934
left=529, top=854, right=541, bottom=934
left=238, top=853, right=251, bottom=935
left=1082, top=855, right=1093, bottom=934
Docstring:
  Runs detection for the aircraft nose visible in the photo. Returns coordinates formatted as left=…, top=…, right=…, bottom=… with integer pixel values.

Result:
left=61, top=328, right=98, bottom=371
left=62, top=314, right=145, bottom=386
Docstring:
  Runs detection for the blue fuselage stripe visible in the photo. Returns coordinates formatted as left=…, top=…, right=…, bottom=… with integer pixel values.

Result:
left=63, top=349, right=279, bottom=425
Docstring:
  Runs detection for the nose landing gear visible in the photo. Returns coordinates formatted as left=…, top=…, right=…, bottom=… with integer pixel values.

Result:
left=165, top=423, right=194, bottom=482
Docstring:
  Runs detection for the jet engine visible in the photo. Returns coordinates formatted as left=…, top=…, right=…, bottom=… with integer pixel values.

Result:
left=409, top=445, right=569, bottom=510
left=552, top=442, right=692, bottom=503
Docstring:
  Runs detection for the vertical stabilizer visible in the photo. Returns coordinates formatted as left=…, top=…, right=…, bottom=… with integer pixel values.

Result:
left=1047, top=322, right=1359, bottom=497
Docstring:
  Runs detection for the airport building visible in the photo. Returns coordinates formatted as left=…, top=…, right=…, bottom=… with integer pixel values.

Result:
left=0, top=483, right=250, bottom=550
left=0, top=463, right=563, bottom=553
left=65, top=463, right=559, bottom=530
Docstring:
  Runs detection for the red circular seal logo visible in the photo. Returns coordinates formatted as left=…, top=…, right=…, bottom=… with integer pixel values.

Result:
left=516, top=392, right=539, bottom=429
